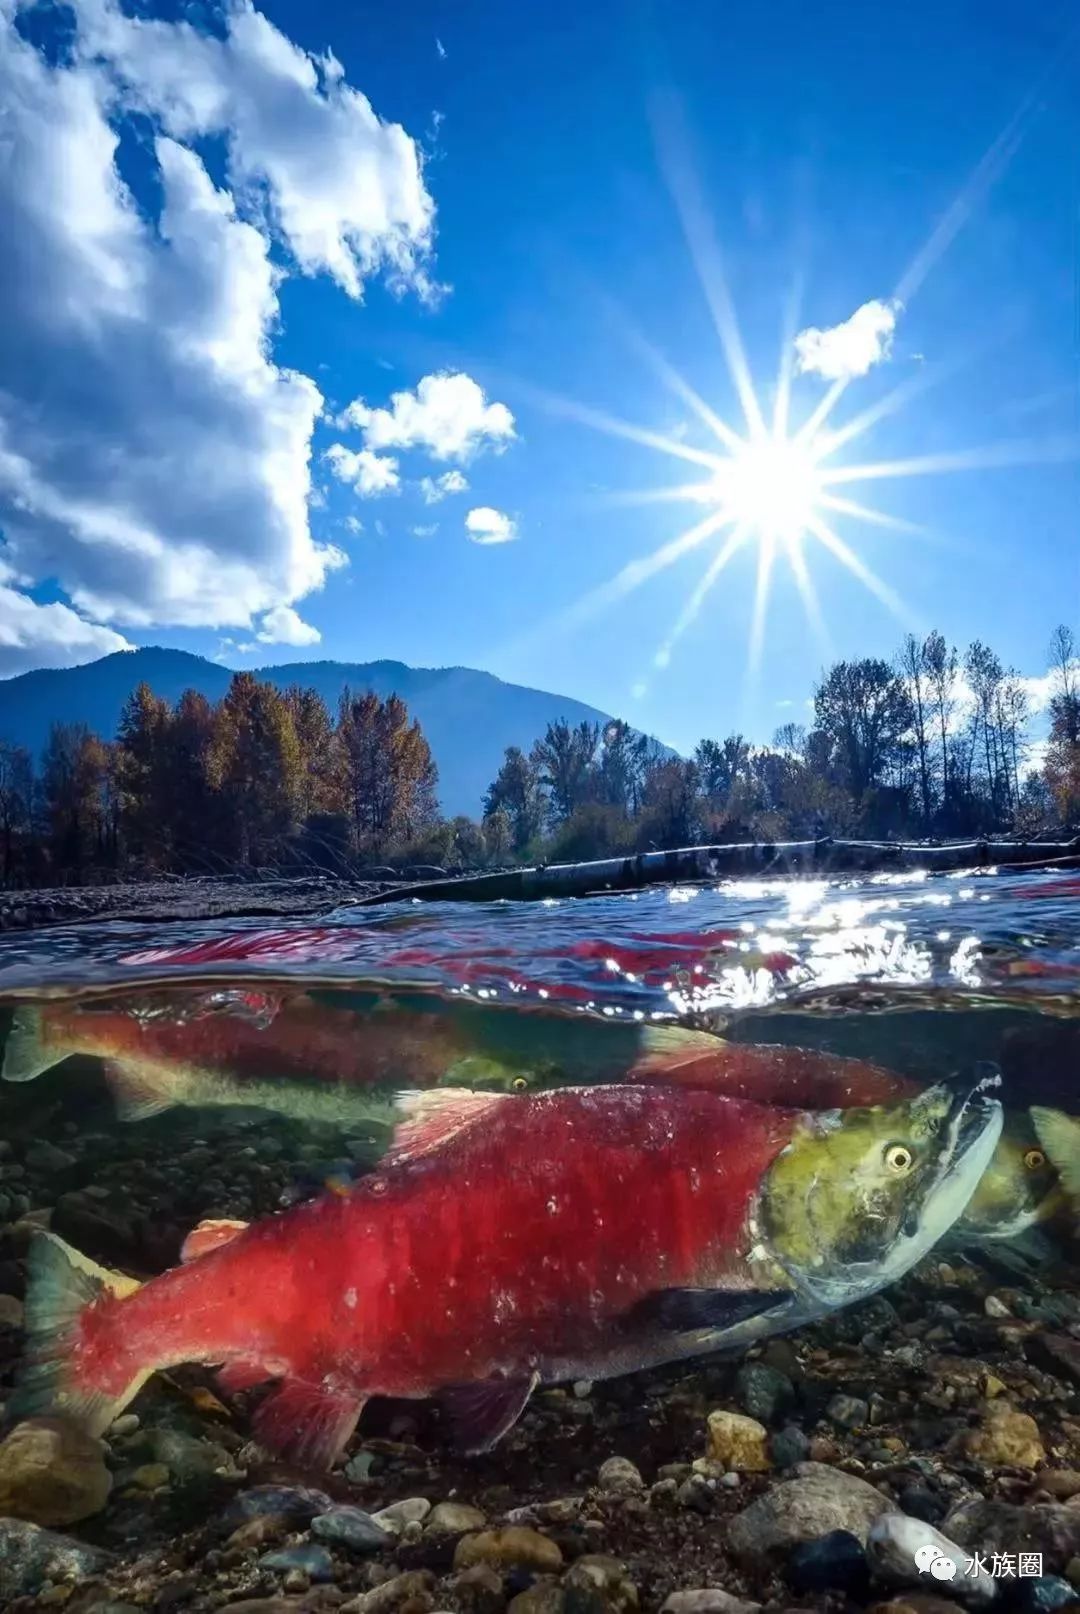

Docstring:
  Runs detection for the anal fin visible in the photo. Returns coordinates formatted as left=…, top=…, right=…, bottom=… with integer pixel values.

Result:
left=626, top=1285, right=792, bottom=1334
left=252, top=1377, right=363, bottom=1469
left=438, top=1371, right=539, bottom=1453
left=103, top=1059, right=176, bottom=1123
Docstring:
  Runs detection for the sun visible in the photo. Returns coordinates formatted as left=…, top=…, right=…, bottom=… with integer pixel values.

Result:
left=713, top=433, right=824, bottom=548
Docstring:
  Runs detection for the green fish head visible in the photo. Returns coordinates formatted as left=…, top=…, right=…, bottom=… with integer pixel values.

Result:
left=956, top=1113, right=1064, bottom=1241
left=758, top=1079, right=1003, bottom=1307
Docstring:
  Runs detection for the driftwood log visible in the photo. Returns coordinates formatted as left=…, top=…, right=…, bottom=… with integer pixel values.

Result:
left=360, top=837, right=1080, bottom=906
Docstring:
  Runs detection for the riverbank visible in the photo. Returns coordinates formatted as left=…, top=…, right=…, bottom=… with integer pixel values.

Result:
left=0, top=877, right=384, bottom=933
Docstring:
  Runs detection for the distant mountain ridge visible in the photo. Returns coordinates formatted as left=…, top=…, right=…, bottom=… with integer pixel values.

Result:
left=0, top=647, right=662, bottom=816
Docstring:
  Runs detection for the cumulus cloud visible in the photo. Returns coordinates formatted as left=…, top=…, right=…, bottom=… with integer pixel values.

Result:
left=419, top=469, right=469, bottom=503
left=794, top=299, right=902, bottom=381
left=256, top=603, right=321, bottom=645
left=324, top=444, right=400, bottom=497
left=74, top=0, right=436, bottom=301
left=0, top=563, right=132, bottom=677
left=339, top=372, right=515, bottom=463
left=465, top=507, right=517, bottom=545
left=0, top=0, right=434, bottom=673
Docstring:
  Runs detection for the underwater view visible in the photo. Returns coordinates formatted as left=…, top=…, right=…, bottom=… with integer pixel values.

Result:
left=3, top=870, right=1080, bottom=1611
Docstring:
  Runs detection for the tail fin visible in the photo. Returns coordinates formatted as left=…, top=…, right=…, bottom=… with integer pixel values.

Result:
left=8, top=1232, right=146, bottom=1436
left=2, top=1006, right=60, bottom=1083
left=1030, top=1108, right=1080, bottom=1201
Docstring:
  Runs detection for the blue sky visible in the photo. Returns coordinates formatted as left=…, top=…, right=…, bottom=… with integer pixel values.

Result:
left=0, top=0, right=1077, bottom=756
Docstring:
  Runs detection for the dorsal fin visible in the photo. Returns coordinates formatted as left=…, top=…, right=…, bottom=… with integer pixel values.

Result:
left=383, top=1089, right=509, bottom=1167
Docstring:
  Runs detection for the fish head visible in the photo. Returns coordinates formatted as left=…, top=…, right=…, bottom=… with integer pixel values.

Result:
left=758, top=1078, right=1003, bottom=1307
left=954, top=1112, right=1064, bottom=1242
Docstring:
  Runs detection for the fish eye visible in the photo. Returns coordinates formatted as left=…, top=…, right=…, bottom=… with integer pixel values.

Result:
left=512, top=1076, right=529, bottom=1092
left=1024, top=1148, right=1046, bottom=1171
left=884, top=1143, right=914, bottom=1175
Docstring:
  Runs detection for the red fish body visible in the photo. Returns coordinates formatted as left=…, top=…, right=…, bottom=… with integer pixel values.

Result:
left=38, top=1086, right=797, bottom=1458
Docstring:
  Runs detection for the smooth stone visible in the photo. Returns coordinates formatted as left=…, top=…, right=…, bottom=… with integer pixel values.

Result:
left=1009, top=1577, right=1080, bottom=1614
left=451, top=1564, right=507, bottom=1614
left=787, top=1530, right=870, bottom=1596
left=345, top=1451, right=378, bottom=1483
left=1041, top=1475, right=1080, bottom=1503
left=454, top=1526, right=563, bottom=1573
left=866, top=1513, right=996, bottom=1606
left=342, top=1570, right=437, bottom=1614
left=312, top=1505, right=392, bottom=1553
left=151, top=1426, right=233, bottom=1480
left=945, top=1500, right=1080, bottom=1574
left=370, top=1497, right=431, bottom=1534
left=224, top=1486, right=334, bottom=1527
left=735, top=1363, right=795, bottom=1425
left=597, top=1457, right=644, bottom=1495
left=426, top=1502, right=488, bottom=1535
left=260, top=1545, right=335, bottom=1582
left=563, top=1554, right=638, bottom=1614
left=962, top=1404, right=1046, bottom=1469
left=0, top=1515, right=114, bottom=1599
left=770, top=1427, right=811, bottom=1470
left=0, top=1417, right=112, bottom=1526
left=132, top=1462, right=169, bottom=1490
left=24, top=1141, right=77, bottom=1173
left=899, top=1486, right=945, bottom=1526
left=706, top=1410, right=770, bottom=1473
left=108, top=1414, right=140, bottom=1438
left=507, top=1583, right=565, bottom=1614
left=828, top=1394, right=870, bottom=1430
left=727, top=1461, right=891, bottom=1562
left=0, top=1294, right=24, bottom=1328
left=660, top=1595, right=760, bottom=1614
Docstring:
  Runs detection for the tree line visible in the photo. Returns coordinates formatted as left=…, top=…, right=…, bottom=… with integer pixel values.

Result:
left=0, top=675, right=443, bottom=884
left=482, top=626, right=1080, bottom=863
left=1, top=624, right=1078, bottom=887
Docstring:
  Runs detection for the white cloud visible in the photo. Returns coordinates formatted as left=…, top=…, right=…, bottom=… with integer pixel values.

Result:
left=343, top=515, right=364, bottom=535
left=340, top=372, right=515, bottom=463
left=256, top=603, right=320, bottom=645
left=0, top=565, right=132, bottom=678
left=74, top=0, right=436, bottom=301
left=419, top=469, right=469, bottom=503
left=465, top=507, right=517, bottom=545
left=411, top=523, right=438, bottom=538
left=0, top=0, right=435, bottom=672
left=794, top=299, right=902, bottom=382
left=324, top=444, right=400, bottom=496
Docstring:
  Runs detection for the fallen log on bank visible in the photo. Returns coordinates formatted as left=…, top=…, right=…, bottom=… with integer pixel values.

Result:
left=360, top=836, right=1080, bottom=906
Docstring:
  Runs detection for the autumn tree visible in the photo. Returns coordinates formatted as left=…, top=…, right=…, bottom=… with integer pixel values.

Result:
left=533, top=720, right=600, bottom=824
left=1045, top=625, right=1080, bottom=825
left=207, top=674, right=303, bottom=865
left=284, top=687, right=347, bottom=819
left=0, top=741, right=33, bottom=881
left=116, top=682, right=173, bottom=867
left=40, top=723, right=109, bottom=875
left=483, top=745, right=545, bottom=852
left=898, top=634, right=935, bottom=829
left=338, top=690, right=438, bottom=853
left=814, top=659, right=913, bottom=801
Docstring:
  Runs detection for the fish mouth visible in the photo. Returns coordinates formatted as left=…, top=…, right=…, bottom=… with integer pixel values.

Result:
left=796, top=1077, right=1004, bottom=1308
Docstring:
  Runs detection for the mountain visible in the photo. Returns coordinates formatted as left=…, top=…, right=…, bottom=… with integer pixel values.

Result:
left=0, top=647, right=656, bottom=816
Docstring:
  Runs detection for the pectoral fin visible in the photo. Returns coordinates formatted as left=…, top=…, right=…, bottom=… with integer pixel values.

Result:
left=1031, top=1108, right=1080, bottom=1200
left=437, top=1371, right=539, bottom=1453
left=102, top=1059, right=177, bottom=1122
left=252, top=1377, right=364, bottom=1470
left=626, top=1285, right=792, bottom=1334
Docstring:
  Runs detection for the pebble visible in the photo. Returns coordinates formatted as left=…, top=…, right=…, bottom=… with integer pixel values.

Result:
left=451, top=1563, right=507, bottom=1614
left=660, top=1596, right=760, bottom=1614
left=24, top=1140, right=77, bottom=1173
left=562, top=1553, right=639, bottom=1614
left=342, top=1570, right=437, bottom=1614
left=0, top=1292, right=24, bottom=1328
left=735, top=1363, right=795, bottom=1424
left=898, top=1485, right=945, bottom=1525
left=770, top=1426, right=810, bottom=1470
left=224, top=1486, right=334, bottom=1527
left=454, top=1527, right=563, bottom=1573
left=706, top=1410, right=770, bottom=1472
left=787, top=1530, right=870, bottom=1596
left=132, top=1462, right=170, bottom=1490
left=985, top=1296, right=1012, bottom=1318
left=945, top=1498, right=1080, bottom=1573
left=370, top=1497, right=431, bottom=1534
left=727, top=1461, right=892, bottom=1562
left=109, top=1414, right=140, bottom=1438
left=1009, top=1578, right=1080, bottom=1614
left=866, top=1513, right=996, bottom=1606
left=0, top=1417, right=113, bottom=1526
left=1043, top=1473, right=1080, bottom=1502
left=597, top=1457, right=644, bottom=1495
left=345, top=1451, right=378, bottom=1483
left=312, top=1505, right=393, bottom=1554
left=827, top=1393, right=870, bottom=1430
left=260, top=1545, right=335, bottom=1582
left=426, top=1502, right=487, bottom=1535
left=963, top=1403, right=1046, bottom=1469
left=507, top=1583, right=565, bottom=1614
left=0, top=1516, right=114, bottom=1600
